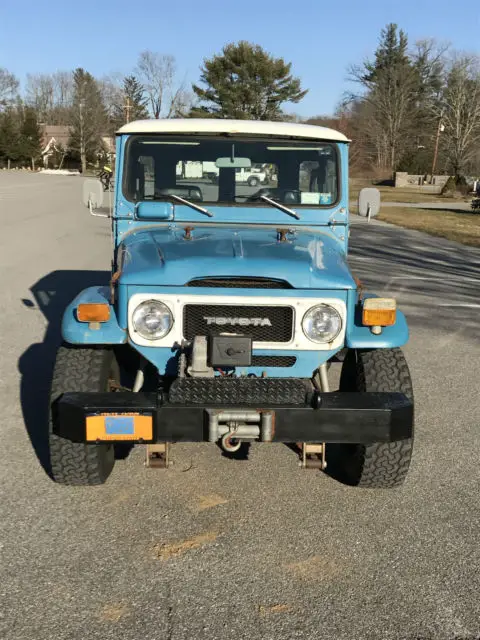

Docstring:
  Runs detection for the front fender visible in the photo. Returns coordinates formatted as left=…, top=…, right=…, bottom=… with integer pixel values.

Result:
left=345, top=291, right=409, bottom=349
left=62, top=286, right=127, bottom=345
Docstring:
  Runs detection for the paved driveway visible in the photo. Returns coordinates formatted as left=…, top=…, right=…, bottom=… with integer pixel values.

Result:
left=1, top=172, right=479, bottom=640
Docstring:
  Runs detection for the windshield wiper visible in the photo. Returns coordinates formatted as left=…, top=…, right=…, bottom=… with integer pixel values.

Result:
left=153, top=193, right=213, bottom=217
left=260, top=195, right=300, bottom=220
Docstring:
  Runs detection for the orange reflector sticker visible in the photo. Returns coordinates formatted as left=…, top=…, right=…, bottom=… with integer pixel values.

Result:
left=86, top=413, right=153, bottom=441
left=362, top=298, right=396, bottom=327
left=77, top=303, right=110, bottom=322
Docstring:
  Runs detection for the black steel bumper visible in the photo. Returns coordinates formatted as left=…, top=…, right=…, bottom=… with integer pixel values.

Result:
left=54, top=379, right=413, bottom=444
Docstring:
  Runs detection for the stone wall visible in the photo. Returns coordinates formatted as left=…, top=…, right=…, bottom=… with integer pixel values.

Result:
left=395, top=172, right=450, bottom=189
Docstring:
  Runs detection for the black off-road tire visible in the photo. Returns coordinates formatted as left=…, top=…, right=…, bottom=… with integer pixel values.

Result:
left=327, top=348, right=414, bottom=488
left=247, top=176, right=260, bottom=187
left=49, top=344, right=118, bottom=485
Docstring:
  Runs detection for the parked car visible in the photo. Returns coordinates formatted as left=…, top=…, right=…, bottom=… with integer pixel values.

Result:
left=52, top=118, right=414, bottom=487
left=202, top=162, right=268, bottom=186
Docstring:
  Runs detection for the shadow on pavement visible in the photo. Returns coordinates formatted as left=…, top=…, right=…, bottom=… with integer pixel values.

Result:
left=18, top=270, right=110, bottom=478
left=349, top=222, right=480, bottom=340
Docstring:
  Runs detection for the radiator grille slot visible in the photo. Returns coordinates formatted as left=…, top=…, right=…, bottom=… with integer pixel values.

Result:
left=251, top=356, right=296, bottom=367
left=187, top=277, right=291, bottom=289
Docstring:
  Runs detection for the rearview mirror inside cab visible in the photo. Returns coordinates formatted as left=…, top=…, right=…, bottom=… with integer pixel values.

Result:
left=358, top=187, right=381, bottom=218
left=215, top=157, right=252, bottom=168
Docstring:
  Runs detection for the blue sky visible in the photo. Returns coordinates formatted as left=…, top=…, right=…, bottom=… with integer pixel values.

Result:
left=1, top=0, right=479, bottom=116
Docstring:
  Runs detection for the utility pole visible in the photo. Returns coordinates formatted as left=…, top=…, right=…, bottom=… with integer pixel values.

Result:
left=79, top=99, right=86, bottom=174
left=124, top=97, right=132, bottom=124
left=430, top=113, right=444, bottom=182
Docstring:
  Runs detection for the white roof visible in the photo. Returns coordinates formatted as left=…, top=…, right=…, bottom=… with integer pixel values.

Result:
left=117, top=118, right=349, bottom=142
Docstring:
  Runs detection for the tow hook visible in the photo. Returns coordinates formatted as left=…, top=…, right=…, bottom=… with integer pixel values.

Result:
left=221, top=426, right=242, bottom=453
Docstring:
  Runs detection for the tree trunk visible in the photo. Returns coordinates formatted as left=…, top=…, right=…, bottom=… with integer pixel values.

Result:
left=81, top=151, right=86, bottom=173
left=31, top=157, right=35, bottom=171
left=7, top=158, right=10, bottom=170
left=390, top=143, right=396, bottom=175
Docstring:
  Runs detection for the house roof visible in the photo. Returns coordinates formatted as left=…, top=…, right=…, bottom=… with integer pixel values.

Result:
left=40, top=125, right=116, bottom=155
left=41, top=125, right=71, bottom=148
left=117, top=118, right=350, bottom=142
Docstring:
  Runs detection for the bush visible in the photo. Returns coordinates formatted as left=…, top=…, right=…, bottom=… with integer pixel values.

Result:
left=441, top=176, right=457, bottom=195
left=441, top=176, right=470, bottom=197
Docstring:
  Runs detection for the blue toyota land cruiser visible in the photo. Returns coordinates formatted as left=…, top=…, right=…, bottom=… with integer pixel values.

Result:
left=49, top=119, right=414, bottom=487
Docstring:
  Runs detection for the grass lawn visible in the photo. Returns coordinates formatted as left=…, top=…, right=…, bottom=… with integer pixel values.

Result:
left=377, top=207, right=480, bottom=247
left=349, top=178, right=470, bottom=204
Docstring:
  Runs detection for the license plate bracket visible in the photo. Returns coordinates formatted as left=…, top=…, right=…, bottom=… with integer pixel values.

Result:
left=86, top=413, right=153, bottom=441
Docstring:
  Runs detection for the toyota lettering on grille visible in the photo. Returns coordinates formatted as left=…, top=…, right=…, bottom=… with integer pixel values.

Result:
left=203, top=316, right=272, bottom=327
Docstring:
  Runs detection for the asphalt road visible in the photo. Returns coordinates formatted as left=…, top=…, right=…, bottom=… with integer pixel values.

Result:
left=1, top=172, right=479, bottom=640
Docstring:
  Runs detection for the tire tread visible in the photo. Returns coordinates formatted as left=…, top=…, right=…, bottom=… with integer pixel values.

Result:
left=335, top=348, right=414, bottom=488
left=49, top=344, right=115, bottom=485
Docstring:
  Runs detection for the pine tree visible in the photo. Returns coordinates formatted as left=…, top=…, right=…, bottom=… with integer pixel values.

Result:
left=20, top=107, right=43, bottom=170
left=69, top=68, right=107, bottom=172
left=112, top=75, right=148, bottom=128
left=0, top=109, right=21, bottom=168
left=191, top=41, right=308, bottom=120
left=363, top=23, right=409, bottom=81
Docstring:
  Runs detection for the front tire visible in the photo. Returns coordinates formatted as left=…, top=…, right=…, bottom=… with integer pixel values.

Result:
left=49, top=344, right=118, bottom=485
left=327, top=348, right=414, bottom=488
left=247, top=176, right=260, bottom=187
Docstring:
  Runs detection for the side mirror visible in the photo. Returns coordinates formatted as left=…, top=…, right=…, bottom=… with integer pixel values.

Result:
left=82, top=179, right=108, bottom=218
left=358, top=187, right=381, bottom=220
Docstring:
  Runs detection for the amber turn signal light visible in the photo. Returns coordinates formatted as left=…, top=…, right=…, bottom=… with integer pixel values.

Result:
left=362, top=298, right=396, bottom=327
left=77, top=303, right=110, bottom=323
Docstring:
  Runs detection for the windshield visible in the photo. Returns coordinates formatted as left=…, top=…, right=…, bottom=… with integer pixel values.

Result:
left=123, top=135, right=339, bottom=207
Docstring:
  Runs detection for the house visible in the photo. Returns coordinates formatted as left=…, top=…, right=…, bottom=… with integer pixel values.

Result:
left=40, top=125, right=115, bottom=168
left=41, top=125, right=71, bottom=167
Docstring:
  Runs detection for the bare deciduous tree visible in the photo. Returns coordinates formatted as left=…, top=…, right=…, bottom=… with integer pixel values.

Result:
left=26, top=73, right=55, bottom=121
left=136, top=51, right=187, bottom=118
left=52, top=71, right=74, bottom=108
left=437, top=55, right=480, bottom=176
left=0, top=68, right=19, bottom=110
left=98, top=73, right=125, bottom=130
left=25, top=71, right=74, bottom=124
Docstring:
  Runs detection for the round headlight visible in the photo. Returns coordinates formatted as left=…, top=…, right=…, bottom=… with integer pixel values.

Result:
left=302, top=304, right=342, bottom=343
left=132, top=300, right=173, bottom=340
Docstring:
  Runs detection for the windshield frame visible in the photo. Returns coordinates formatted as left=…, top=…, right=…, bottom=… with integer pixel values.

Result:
left=121, top=134, right=342, bottom=209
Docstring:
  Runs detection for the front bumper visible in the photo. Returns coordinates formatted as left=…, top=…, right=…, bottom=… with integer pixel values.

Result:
left=54, top=377, right=413, bottom=444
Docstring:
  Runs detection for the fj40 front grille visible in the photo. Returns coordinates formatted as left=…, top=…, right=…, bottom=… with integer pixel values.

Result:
left=182, top=304, right=294, bottom=343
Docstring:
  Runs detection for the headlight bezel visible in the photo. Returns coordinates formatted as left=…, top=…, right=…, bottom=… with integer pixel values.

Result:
left=302, top=303, right=343, bottom=344
left=132, top=299, right=174, bottom=341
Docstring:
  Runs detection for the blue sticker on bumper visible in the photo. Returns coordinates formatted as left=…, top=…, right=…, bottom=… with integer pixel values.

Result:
left=105, top=416, right=135, bottom=435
